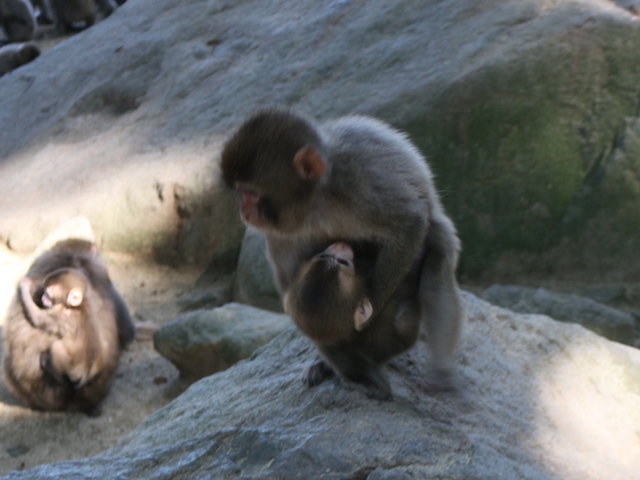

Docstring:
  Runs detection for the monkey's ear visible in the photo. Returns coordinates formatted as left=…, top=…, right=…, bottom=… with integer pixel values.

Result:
left=67, top=288, right=84, bottom=307
left=293, top=146, right=326, bottom=181
left=354, top=299, right=373, bottom=331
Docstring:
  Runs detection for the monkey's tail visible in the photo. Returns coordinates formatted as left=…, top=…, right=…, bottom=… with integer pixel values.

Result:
left=419, top=213, right=464, bottom=372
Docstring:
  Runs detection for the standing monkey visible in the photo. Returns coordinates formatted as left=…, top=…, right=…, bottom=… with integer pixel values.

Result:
left=2, top=239, right=135, bottom=414
left=221, top=108, right=464, bottom=399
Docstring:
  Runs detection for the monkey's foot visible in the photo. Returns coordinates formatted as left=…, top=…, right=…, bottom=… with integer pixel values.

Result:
left=303, top=358, right=334, bottom=387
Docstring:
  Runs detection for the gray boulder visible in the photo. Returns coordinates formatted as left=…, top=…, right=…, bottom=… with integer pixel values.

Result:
left=5, top=292, right=640, bottom=479
left=153, top=302, right=289, bottom=380
left=233, top=228, right=282, bottom=312
left=0, top=0, right=639, bottom=282
left=481, top=284, right=636, bottom=345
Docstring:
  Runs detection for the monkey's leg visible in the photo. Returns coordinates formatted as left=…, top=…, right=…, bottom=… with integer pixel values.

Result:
left=393, top=299, right=421, bottom=350
left=420, top=216, right=464, bottom=390
left=312, top=345, right=392, bottom=401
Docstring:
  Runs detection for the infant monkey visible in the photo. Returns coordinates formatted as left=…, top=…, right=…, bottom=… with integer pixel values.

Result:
left=19, top=268, right=97, bottom=389
left=284, top=242, right=373, bottom=344
left=285, top=242, right=422, bottom=398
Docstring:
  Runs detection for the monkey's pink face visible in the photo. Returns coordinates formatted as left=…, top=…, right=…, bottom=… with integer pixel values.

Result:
left=314, top=242, right=355, bottom=275
left=235, top=184, right=274, bottom=232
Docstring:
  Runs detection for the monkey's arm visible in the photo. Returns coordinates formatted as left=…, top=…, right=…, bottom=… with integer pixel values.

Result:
left=18, top=277, right=57, bottom=331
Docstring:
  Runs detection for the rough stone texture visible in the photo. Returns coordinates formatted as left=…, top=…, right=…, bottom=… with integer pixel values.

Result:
left=482, top=284, right=636, bottom=345
left=153, top=303, right=289, bottom=380
left=232, top=228, right=281, bottom=312
left=0, top=0, right=639, bottom=281
left=4, top=293, right=640, bottom=479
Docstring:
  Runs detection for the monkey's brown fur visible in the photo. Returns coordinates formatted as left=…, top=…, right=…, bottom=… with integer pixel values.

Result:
left=285, top=242, right=423, bottom=397
left=2, top=239, right=135, bottom=414
left=221, top=108, right=464, bottom=399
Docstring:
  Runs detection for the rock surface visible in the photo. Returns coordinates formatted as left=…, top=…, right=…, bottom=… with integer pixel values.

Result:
left=482, top=284, right=637, bottom=345
left=5, top=293, right=640, bottom=479
left=0, top=0, right=639, bottom=281
left=153, top=303, right=289, bottom=380
left=232, top=229, right=281, bottom=312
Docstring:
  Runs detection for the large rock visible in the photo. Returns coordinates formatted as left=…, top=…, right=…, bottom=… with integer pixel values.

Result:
left=4, top=293, right=640, bottom=479
left=153, top=302, right=289, bottom=380
left=481, top=284, right=636, bottom=345
left=232, top=228, right=281, bottom=312
left=0, top=0, right=639, bottom=281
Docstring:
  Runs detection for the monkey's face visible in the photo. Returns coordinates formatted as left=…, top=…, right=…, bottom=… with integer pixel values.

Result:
left=286, top=243, right=371, bottom=345
left=227, top=171, right=319, bottom=234
left=220, top=108, right=327, bottom=234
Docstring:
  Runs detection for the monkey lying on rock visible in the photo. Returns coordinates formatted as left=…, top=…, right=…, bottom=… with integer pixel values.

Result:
left=2, top=239, right=135, bottom=414
left=221, top=108, right=464, bottom=400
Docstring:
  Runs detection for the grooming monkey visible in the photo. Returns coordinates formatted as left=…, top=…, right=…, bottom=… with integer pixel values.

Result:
left=0, top=0, right=35, bottom=43
left=221, top=108, right=464, bottom=399
left=2, top=239, right=135, bottom=414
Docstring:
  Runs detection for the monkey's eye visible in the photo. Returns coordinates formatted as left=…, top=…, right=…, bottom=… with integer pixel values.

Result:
left=337, top=258, right=351, bottom=267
